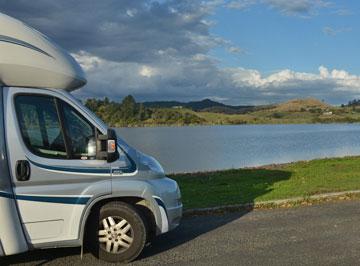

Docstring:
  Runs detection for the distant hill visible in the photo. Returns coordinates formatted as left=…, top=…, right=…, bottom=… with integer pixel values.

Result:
left=271, top=98, right=331, bottom=112
left=142, top=98, right=332, bottom=114
left=143, top=98, right=254, bottom=113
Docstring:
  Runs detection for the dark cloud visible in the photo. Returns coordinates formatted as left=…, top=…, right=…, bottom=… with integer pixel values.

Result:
left=0, top=0, right=219, bottom=63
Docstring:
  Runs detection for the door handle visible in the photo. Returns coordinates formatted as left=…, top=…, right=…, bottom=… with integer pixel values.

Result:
left=16, top=160, right=31, bottom=181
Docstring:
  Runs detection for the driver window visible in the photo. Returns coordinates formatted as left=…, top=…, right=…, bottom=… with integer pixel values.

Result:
left=15, top=94, right=98, bottom=160
left=15, top=95, right=67, bottom=159
left=61, top=101, right=96, bottom=159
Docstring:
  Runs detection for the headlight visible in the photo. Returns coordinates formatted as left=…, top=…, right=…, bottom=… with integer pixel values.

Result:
left=139, top=152, right=164, bottom=174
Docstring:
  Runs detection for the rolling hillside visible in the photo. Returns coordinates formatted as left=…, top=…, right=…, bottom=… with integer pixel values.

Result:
left=270, top=98, right=331, bottom=112
left=86, top=96, right=360, bottom=127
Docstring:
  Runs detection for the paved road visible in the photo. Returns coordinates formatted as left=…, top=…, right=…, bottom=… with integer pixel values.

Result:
left=2, top=200, right=360, bottom=266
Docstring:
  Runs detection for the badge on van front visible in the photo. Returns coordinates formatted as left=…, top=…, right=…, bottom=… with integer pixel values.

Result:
left=111, top=167, right=123, bottom=176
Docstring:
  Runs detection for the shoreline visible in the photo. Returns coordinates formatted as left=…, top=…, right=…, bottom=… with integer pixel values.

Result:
left=115, top=121, right=360, bottom=128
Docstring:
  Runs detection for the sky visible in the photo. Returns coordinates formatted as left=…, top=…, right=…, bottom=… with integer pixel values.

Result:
left=1, top=0, right=360, bottom=105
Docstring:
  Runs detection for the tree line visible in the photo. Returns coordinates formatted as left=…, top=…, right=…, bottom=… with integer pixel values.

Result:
left=345, top=99, right=360, bottom=107
left=84, top=95, right=205, bottom=127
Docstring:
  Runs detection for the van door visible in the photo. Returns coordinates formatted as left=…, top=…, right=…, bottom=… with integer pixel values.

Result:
left=4, top=87, right=112, bottom=245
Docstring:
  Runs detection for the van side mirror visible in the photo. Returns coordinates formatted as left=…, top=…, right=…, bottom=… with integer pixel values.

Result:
left=96, top=128, right=119, bottom=163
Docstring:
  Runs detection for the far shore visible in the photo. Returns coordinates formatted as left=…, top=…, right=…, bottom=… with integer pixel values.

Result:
left=116, top=121, right=360, bottom=128
left=87, top=97, right=360, bottom=127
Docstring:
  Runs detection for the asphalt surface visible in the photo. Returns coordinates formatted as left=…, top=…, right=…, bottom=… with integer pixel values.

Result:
left=2, top=200, right=360, bottom=266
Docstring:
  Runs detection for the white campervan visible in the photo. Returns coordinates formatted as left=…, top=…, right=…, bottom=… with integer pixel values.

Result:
left=0, top=13, right=182, bottom=263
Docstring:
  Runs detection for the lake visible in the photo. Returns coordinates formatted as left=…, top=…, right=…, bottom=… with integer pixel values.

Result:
left=116, top=124, right=360, bottom=174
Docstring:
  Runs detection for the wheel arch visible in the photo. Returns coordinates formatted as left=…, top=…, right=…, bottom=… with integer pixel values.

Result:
left=80, top=195, right=159, bottom=245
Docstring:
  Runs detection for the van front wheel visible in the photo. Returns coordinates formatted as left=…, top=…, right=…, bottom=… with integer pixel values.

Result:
left=89, top=201, right=147, bottom=263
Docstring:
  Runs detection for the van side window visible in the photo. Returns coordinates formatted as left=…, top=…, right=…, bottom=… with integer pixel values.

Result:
left=15, top=95, right=67, bottom=159
left=61, top=101, right=96, bottom=159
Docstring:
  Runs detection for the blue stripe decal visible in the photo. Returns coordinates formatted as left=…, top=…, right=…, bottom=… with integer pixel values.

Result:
left=27, top=156, right=136, bottom=175
left=27, top=158, right=111, bottom=174
left=0, top=191, right=14, bottom=199
left=15, top=194, right=90, bottom=205
left=0, top=191, right=90, bottom=205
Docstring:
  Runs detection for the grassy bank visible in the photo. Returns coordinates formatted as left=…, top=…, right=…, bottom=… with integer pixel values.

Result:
left=170, top=156, right=360, bottom=209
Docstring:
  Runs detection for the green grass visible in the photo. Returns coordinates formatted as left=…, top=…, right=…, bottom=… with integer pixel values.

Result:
left=170, top=156, right=360, bottom=209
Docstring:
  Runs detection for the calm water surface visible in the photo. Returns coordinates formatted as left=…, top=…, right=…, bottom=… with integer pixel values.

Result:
left=116, top=124, right=360, bottom=174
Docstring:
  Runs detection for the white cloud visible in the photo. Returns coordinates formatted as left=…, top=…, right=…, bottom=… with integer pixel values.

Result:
left=226, top=0, right=256, bottom=10
left=265, top=0, right=330, bottom=16
left=227, top=46, right=243, bottom=54
left=333, top=9, right=353, bottom=16
left=73, top=50, right=360, bottom=104
left=228, top=66, right=360, bottom=93
left=319, top=65, right=329, bottom=78
left=323, top=26, right=352, bottom=36
left=72, top=51, right=102, bottom=71
left=206, top=96, right=230, bottom=102
left=226, top=0, right=331, bottom=17
left=126, top=9, right=137, bottom=17
left=139, top=66, right=158, bottom=78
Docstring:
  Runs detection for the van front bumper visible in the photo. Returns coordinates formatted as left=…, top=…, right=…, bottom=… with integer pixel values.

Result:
left=147, top=177, right=183, bottom=234
left=166, top=203, right=183, bottom=231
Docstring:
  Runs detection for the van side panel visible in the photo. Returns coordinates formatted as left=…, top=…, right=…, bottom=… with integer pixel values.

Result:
left=0, top=87, right=28, bottom=256
left=4, top=87, right=112, bottom=246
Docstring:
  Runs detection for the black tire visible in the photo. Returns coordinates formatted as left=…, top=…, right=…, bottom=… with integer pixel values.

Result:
left=87, top=201, right=147, bottom=263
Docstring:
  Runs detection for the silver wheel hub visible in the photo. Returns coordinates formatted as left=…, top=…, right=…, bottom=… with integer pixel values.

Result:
left=98, top=216, right=134, bottom=254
